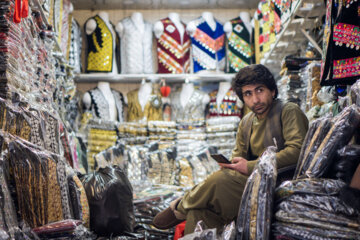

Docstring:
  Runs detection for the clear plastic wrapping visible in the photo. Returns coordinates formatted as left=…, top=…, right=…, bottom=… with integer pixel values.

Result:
left=332, top=145, right=360, bottom=183
left=236, top=146, right=277, bottom=240
left=350, top=79, right=360, bottom=107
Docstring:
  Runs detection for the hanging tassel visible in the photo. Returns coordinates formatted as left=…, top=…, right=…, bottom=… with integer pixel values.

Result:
left=13, top=0, right=22, bottom=23
left=21, top=0, right=29, bottom=18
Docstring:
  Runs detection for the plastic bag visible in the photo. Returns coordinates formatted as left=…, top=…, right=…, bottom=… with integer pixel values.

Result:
left=180, top=220, right=216, bottom=240
left=333, top=145, right=360, bottom=183
left=350, top=79, right=360, bottom=107
left=221, top=221, right=236, bottom=240
left=236, top=146, right=277, bottom=240
left=304, top=105, right=360, bottom=178
left=82, top=166, right=134, bottom=237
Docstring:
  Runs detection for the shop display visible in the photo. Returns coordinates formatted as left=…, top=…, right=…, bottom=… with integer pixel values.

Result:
left=187, top=12, right=226, bottom=73
left=68, top=16, right=82, bottom=73
left=320, top=0, right=360, bottom=86
left=155, top=13, right=191, bottom=74
left=208, top=83, right=242, bottom=118
left=301, top=61, right=322, bottom=111
left=224, top=12, right=252, bottom=73
left=236, top=146, right=277, bottom=240
left=119, top=12, right=153, bottom=74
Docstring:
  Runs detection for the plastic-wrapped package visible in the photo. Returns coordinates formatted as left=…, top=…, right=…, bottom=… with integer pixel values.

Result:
left=275, top=178, right=346, bottom=201
left=333, top=145, right=360, bottom=183
left=273, top=222, right=360, bottom=240
left=66, top=168, right=90, bottom=228
left=180, top=221, right=216, bottom=240
left=159, top=148, right=176, bottom=185
left=94, top=143, right=126, bottom=170
left=304, top=105, right=360, bottom=178
left=177, top=156, right=195, bottom=187
left=350, top=79, right=360, bottom=107
left=221, top=221, right=236, bottom=240
left=236, top=146, right=277, bottom=240
left=82, top=166, right=134, bottom=237
left=126, top=146, right=151, bottom=192
left=293, top=116, right=332, bottom=179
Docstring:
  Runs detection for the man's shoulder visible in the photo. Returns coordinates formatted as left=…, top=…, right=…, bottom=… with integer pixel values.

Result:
left=281, top=101, right=306, bottom=118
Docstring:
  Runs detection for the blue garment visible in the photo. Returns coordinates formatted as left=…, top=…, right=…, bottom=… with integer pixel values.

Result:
left=190, top=17, right=226, bottom=73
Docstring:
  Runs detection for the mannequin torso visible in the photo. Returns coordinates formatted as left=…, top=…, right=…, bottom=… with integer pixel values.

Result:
left=224, top=12, right=252, bottom=37
left=154, top=13, right=184, bottom=42
left=180, top=82, right=194, bottom=108
left=187, top=12, right=216, bottom=37
left=138, top=82, right=152, bottom=111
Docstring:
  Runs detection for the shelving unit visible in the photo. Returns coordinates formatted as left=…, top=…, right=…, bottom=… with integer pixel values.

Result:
left=75, top=73, right=236, bottom=83
left=262, top=0, right=325, bottom=67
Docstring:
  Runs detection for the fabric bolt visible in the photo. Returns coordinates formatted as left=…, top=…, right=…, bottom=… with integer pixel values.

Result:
left=208, top=88, right=241, bottom=117
left=227, top=16, right=252, bottom=73
left=320, top=0, right=360, bottom=85
left=85, top=15, right=114, bottom=73
left=87, top=87, right=125, bottom=122
left=127, top=88, right=163, bottom=122
left=157, top=17, right=191, bottom=74
left=120, top=17, right=153, bottom=74
left=170, top=89, right=208, bottom=123
left=190, top=17, right=225, bottom=72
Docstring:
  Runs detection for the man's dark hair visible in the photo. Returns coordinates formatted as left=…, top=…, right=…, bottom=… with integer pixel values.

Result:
left=231, top=64, right=278, bottom=102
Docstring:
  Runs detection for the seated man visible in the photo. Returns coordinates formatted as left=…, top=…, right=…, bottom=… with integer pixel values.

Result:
left=153, top=64, right=309, bottom=234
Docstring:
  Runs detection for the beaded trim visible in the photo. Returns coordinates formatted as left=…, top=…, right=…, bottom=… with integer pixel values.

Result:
left=193, top=28, right=225, bottom=54
left=333, top=56, right=360, bottom=79
left=333, top=23, right=360, bottom=50
left=158, top=48, right=183, bottom=73
left=158, top=32, right=190, bottom=59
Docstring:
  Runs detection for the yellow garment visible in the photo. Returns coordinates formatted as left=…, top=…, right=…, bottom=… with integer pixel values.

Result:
left=86, top=15, right=113, bottom=72
left=232, top=102, right=309, bottom=173
left=127, top=89, right=163, bottom=122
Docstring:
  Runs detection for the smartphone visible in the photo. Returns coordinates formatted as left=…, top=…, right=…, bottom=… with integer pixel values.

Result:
left=211, top=154, right=231, bottom=164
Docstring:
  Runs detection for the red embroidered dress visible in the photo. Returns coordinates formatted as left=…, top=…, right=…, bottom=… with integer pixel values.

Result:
left=208, top=89, right=241, bottom=118
left=157, top=18, right=191, bottom=74
left=320, top=0, right=360, bottom=85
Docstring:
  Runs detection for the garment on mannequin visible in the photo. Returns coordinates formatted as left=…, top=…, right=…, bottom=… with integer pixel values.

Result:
left=82, top=82, right=125, bottom=122
left=126, top=83, right=163, bottom=122
left=118, top=12, right=153, bottom=74
left=154, top=13, right=191, bottom=74
left=187, top=12, right=226, bottom=73
left=170, top=83, right=210, bottom=122
left=84, top=12, right=119, bottom=74
left=224, top=12, right=252, bottom=73
left=208, top=82, right=242, bottom=118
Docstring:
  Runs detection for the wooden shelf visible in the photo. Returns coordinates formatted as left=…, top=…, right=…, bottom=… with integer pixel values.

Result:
left=75, top=73, right=236, bottom=83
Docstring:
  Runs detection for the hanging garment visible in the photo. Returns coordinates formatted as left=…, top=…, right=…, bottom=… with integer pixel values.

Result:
left=85, top=15, right=115, bottom=73
left=157, top=18, right=191, bottom=74
left=227, top=17, right=252, bottom=73
left=170, top=89, right=208, bottom=122
left=190, top=17, right=225, bottom=73
left=126, top=89, right=163, bottom=122
left=320, top=0, right=360, bottom=85
left=120, top=17, right=153, bottom=74
left=68, top=16, right=82, bottom=73
left=208, top=88, right=241, bottom=117
left=87, top=87, right=125, bottom=122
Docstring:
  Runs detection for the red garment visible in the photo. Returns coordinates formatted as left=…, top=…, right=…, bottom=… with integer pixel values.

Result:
left=173, top=221, right=186, bottom=240
left=13, top=0, right=21, bottom=23
left=157, top=18, right=191, bottom=74
left=21, top=0, right=29, bottom=18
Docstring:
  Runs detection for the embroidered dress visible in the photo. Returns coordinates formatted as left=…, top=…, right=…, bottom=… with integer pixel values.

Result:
left=88, top=87, right=125, bottom=122
left=85, top=15, right=114, bottom=73
left=190, top=17, right=226, bottom=73
left=157, top=18, right=191, bottom=74
left=208, top=89, right=241, bottom=117
left=320, top=0, right=360, bottom=85
left=120, top=17, right=153, bottom=74
left=227, top=17, right=252, bottom=73
left=127, top=89, right=163, bottom=122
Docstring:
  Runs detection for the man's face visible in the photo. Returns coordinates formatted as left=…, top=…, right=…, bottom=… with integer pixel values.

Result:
left=241, top=84, right=275, bottom=118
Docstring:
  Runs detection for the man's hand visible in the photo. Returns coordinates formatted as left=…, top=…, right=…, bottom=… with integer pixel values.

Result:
left=218, top=157, right=249, bottom=175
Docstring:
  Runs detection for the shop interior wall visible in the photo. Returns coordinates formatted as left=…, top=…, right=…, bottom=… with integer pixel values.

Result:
left=74, top=8, right=255, bottom=97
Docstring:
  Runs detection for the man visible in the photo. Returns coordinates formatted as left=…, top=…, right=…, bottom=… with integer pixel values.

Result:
left=153, top=64, right=309, bottom=234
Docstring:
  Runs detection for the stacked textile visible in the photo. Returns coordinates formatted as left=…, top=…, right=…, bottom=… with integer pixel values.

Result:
left=206, top=116, right=239, bottom=159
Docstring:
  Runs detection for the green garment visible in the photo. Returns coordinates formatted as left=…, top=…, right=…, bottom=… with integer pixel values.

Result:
left=177, top=101, right=309, bottom=234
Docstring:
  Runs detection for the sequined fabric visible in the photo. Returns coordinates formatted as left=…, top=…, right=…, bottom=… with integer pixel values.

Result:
left=127, top=89, right=163, bottom=122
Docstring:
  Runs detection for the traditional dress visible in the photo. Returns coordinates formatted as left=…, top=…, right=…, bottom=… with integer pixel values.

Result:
left=227, top=17, right=252, bottom=73
left=120, top=17, right=153, bottom=74
left=85, top=15, right=116, bottom=73
left=208, top=88, right=241, bottom=117
left=190, top=17, right=226, bottom=73
left=126, top=89, right=163, bottom=122
left=157, top=18, right=191, bottom=74
left=320, top=0, right=360, bottom=85
left=87, top=87, right=125, bottom=122
left=176, top=100, right=309, bottom=234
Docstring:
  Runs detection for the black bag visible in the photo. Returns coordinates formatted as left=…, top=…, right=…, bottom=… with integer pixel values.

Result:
left=82, top=166, right=134, bottom=237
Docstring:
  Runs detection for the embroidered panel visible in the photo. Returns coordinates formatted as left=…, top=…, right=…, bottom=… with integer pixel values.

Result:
left=333, top=23, right=360, bottom=50
left=333, top=56, right=360, bottom=79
